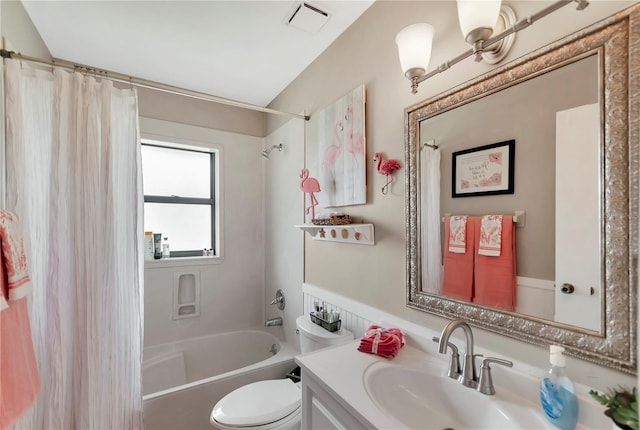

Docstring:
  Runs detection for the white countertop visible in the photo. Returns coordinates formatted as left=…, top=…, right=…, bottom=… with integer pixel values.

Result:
left=295, top=340, right=449, bottom=429
left=295, top=338, right=611, bottom=429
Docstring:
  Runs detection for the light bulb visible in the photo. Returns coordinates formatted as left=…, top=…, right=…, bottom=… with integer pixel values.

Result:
left=457, top=0, right=501, bottom=44
left=395, top=23, right=434, bottom=79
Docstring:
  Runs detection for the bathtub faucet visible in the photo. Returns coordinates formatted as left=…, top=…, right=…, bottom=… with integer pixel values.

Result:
left=265, top=317, right=283, bottom=327
left=270, top=289, right=285, bottom=311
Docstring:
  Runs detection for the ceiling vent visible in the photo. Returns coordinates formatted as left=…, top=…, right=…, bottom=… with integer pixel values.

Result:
left=287, top=2, right=330, bottom=34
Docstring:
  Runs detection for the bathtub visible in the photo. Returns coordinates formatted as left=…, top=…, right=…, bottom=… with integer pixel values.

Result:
left=142, top=328, right=298, bottom=430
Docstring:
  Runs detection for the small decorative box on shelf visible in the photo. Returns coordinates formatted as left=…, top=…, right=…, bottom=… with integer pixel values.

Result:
left=294, top=223, right=375, bottom=245
left=311, top=213, right=352, bottom=226
left=310, top=312, right=341, bottom=332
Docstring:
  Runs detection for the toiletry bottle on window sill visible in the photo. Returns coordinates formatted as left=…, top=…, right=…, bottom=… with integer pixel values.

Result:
left=144, top=231, right=154, bottom=261
left=162, top=237, right=170, bottom=258
left=153, top=233, right=162, bottom=259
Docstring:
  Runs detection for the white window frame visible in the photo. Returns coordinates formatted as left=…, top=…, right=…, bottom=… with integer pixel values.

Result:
left=141, top=137, right=220, bottom=259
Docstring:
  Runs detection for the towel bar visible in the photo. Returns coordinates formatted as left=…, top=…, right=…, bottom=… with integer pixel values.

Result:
left=441, top=211, right=525, bottom=228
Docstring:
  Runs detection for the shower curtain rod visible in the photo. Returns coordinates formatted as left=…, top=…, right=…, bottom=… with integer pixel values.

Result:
left=0, top=49, right=310, bottom=121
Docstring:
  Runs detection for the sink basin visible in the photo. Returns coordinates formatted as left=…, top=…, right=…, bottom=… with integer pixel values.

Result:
left=363, top=363, right=552, bottom=430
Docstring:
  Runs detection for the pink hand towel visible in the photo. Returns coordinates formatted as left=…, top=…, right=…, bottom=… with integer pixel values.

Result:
left=358, top=326, right=405, bottom=358
left=0, top=239, right=41, bottom=429
left=442, top=217, right=475, bottom=302
left=0, top=211, right=32, bottom=310
left=448, top=216, right=468, bottom=254
left=473, top=216, right=516, bottom=311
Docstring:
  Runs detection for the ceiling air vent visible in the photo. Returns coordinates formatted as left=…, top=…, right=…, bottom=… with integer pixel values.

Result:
left=287, top=2, right=330, bottom=34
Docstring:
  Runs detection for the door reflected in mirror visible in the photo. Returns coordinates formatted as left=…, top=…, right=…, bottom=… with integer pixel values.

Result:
left=418, top=54, right=602, bottom=333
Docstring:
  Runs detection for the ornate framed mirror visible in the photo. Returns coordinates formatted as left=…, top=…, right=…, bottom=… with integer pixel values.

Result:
left=405, top=5, right=637, bottom=374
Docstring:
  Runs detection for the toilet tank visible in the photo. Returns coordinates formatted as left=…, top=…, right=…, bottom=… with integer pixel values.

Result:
left=295, top=315, right=354, bottom=353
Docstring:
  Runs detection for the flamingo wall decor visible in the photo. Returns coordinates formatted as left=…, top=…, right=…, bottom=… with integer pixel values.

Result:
left=317, top=84, right=366, bottom=207
left=300, top=168, right=321, bottom=221
left=373, top=152, right=401, bottom=195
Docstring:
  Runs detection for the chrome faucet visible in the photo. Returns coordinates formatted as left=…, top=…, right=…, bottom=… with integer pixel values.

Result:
left=437, top=319, right=514, bottom=395
left=438, top=319, right=479, bottom=388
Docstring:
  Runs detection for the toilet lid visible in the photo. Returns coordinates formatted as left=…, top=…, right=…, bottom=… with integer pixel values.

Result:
left=212, top=379, right=301, bottom=427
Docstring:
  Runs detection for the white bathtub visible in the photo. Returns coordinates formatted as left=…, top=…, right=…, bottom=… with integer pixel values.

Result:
left=142, top=329, right=298, bottom=430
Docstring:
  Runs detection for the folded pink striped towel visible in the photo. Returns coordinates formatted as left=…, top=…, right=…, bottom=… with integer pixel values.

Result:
left=448, top=216, right=468, bottom=254
left=478, top=215, right=503, bottom=256
left=0, top=210, right=32, bottom=311
left=358, top=325, right=405, bottom=358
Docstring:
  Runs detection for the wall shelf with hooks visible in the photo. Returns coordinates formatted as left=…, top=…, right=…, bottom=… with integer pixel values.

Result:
left=294, top=224, right=375, bottom=245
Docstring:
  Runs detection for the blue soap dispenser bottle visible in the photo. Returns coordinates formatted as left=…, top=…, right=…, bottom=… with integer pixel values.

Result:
left=540, top=345, right=579, bottom=430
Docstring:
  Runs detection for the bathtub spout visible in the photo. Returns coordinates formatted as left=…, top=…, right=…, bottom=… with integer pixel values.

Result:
left=265, top=317, right=283, bottom=327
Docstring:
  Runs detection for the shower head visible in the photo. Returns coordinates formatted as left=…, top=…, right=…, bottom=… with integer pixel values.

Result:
left=261, top=143, right=283, bottom=160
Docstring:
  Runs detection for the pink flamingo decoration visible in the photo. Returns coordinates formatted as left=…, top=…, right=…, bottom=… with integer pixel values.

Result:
left=322, top=120, right=344, bottom=170
left=346, top=106, right=365, bottom=162
left=300, top=168, right=321, bottom=221
left=373, top=152, right=401, bottom=195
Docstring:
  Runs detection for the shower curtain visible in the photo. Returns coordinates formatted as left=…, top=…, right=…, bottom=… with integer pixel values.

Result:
left=421, top=147, right=442, bottom=294
left=4, top=59, right=143, bottom=429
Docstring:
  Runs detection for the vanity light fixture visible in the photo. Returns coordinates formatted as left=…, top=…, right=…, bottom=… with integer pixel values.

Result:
left=397, top=0, right=590, bottom=94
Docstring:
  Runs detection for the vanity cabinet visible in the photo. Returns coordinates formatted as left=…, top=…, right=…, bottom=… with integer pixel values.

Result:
left=300, top=367, right=369, bottom=430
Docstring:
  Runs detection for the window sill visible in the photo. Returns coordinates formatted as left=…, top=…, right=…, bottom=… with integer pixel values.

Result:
left=144, top=255, right=223, bottom=269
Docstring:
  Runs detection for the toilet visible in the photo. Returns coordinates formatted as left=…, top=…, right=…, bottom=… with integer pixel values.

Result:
left=210, top=315, right=354, bottom=430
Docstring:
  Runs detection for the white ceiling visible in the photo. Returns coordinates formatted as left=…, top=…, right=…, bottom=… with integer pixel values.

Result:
left=21, top=0, right=375, bottom=107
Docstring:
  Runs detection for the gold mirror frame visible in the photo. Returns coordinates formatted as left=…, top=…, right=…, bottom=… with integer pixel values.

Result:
left=405, top=6, right=638, bottom=374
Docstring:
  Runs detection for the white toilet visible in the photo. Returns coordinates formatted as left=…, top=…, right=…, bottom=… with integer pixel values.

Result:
left=210, top=315, right=354, bottom=430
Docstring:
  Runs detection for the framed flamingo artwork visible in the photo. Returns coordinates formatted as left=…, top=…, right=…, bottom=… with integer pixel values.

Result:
left=452, top=139, right=515, bottom=198
left=317, top=84, right=366, bottom=207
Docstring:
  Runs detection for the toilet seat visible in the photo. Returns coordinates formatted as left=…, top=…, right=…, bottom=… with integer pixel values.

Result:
left=211, top=379, right=301, bottom=430
left=211, top=408, right=301, bottom=430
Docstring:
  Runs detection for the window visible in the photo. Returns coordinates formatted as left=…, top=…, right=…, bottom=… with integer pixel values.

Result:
left=141, top=140, right=216, bottom=257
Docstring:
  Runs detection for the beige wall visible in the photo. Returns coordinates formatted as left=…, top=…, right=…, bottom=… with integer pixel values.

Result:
left=268, top=1, right=637, bottom=388
left=137, top=87, right=267, bottom=138
left=1, top=0, right=50, bottom=57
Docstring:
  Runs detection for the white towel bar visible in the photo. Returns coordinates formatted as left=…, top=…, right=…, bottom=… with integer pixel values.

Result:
left=441, top=210, right=526, bottom=228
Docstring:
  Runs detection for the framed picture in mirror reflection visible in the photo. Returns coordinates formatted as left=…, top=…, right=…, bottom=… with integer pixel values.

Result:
left=452, top=139, right=515, bottom=198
